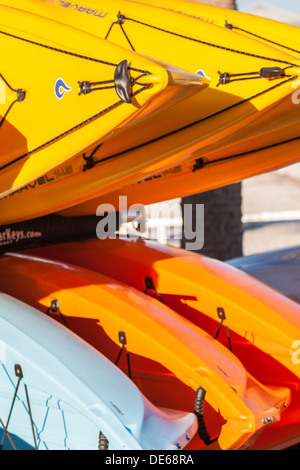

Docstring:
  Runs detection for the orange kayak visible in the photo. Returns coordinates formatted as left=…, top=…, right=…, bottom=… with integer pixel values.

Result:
left=58, top=134, right=300, bottom=218
left=25, top=237, right=300, bottom=450
left=0, top=251, right=290, bottom=450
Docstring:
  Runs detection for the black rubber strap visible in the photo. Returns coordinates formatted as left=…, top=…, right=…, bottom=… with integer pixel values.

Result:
left=99, top=432, right=109, bottom=450
left=194, top=387, right=218, bottom=446
left=202, top=134, right=300, bottom=168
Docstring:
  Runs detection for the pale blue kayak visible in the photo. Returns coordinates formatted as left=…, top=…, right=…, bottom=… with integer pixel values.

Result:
left=0, top=293, right=197, bottom=450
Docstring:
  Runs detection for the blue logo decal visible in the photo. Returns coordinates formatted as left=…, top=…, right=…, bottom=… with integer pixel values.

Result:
left=55, top=78, right=72, bottom=99
left=196, top=69, right=210, bottom=80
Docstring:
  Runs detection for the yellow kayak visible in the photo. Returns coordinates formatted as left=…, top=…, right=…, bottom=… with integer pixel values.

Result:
left=0, top=0, right=299, bottom=223
left=128, top=0, right=300, bottom=59
left=0, top=3, right=207, bottom=198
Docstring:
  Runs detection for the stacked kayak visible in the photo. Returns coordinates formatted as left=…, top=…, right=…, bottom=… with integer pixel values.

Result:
left=24, top=238, right=300, bottom=450
left=0, top=292, right=198, bottom=450
left=0, top=0, right=299, bottom=222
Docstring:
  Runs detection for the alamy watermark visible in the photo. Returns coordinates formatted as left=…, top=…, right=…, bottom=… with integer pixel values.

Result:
left=95, top=196, right=204, bottom=251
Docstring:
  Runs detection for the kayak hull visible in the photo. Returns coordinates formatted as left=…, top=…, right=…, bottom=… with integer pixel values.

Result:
left=24, top=237, right=300, bottom=450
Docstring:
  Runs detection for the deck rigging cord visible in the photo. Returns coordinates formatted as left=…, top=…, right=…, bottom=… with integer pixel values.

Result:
left=215, top=308, right=232, bottom=352
left=82, top=143, right=102, bottom=171
left=144, top=277, right=165, bottom=304
left=0, top=364, right=38, bottom=450
left=105, top=11, right=300, bottom=68
left=115, top=331, right=132, bottom=380
left=0, top=73, right=25, bottom=129
left=105, top=12, right=136, bottom=51
left=0, top=28, right=150, bottom=74
left=0, top=417, right=17, bottom=450
left=194, top=134, right=300, bottom=171
left=216, top=65, right=294, bottom=87
left=78, top=59, right=149, bottom=103
left=46, top=299, right=70, bottom=329
left=141, top=6, right=300, bottom=56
